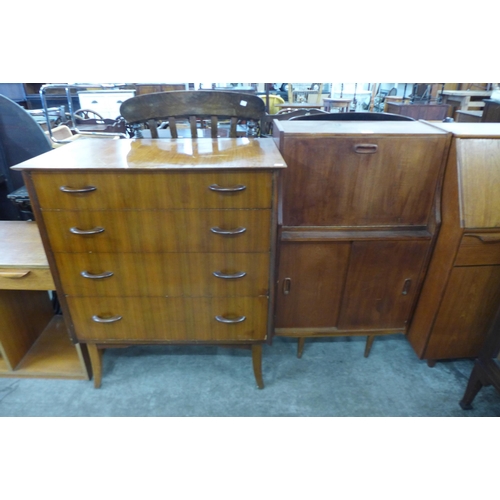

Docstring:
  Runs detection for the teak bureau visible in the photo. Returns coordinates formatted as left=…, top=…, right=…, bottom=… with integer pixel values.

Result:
left=13, top=138, right=286, bottom=388
left=272, top=120, right=451, bottom=356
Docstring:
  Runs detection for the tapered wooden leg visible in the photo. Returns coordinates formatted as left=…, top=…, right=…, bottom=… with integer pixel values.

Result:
left=251, top=344, right=264, bottom=389
left=427, top=359, right=437, bottom=368
left=87, top=343, right=103, bottom=389
left=459, top=360, right=486, bottom=410
left=364, top=335, right=375, bottom=358
left=297, top=337, right=306, bottom=358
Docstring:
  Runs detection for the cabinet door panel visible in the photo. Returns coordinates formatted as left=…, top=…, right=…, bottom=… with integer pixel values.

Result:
left=338, top=240, right=429, bottom=330
left=424, top=266, right=500, bottom=359
left=275, top=242, right=350, bottom=328
left=281, top=136, right=447, bottom=226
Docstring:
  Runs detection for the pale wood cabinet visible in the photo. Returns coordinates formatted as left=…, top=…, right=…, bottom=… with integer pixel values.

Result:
left=272, top=121, right=451, bottom=357
left=407, top=123, right=500, bottom=362
left=0, top=221, right=89, bottom=380
left=14, top=138, right=285, bottom=388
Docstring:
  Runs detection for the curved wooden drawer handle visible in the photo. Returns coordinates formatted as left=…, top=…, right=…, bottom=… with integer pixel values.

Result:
left=0, top=270, right=30, bottom=279
left=60, top=186, right=97, bottom=193
left=70, top=227, right=105, bottom=235
left=353, top=144, right=378, bottom=154
left=210, top=227, right=246, bottom=235
left=81, top=271, right=114, bottom=279
left=92, top=315, right=122, bottom=323
left=215, top=315, right=246, bottom=324
left=467, top=233, right=500, bottom=243
left=213, top=270, right=247, bottom=279
left=209, top=184, right=246, bottom=193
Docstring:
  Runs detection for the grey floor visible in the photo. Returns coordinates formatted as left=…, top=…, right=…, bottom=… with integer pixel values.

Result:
left=1, top=334, right=499, bottom=417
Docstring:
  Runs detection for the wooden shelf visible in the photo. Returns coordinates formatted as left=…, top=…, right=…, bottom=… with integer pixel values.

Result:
left=0, top=316, right=89, bottom=380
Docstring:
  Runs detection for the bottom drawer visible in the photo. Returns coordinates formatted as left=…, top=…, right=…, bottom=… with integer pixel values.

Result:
left=67, top=296, right=268, bottom=342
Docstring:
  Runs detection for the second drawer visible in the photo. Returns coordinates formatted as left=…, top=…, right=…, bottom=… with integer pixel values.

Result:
left=454, top=233, right=500, bottom=266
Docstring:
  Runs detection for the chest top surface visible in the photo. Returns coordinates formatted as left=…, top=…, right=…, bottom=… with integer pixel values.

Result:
left=11, top=138, right=287, bottom=171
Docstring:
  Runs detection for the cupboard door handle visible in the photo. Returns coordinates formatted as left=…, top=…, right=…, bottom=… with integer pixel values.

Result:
left=60, top=186, right=97, bottom=193
left=92, top=315, right=122, bottom=323
left=215, top=315, right=246, bottom=324
left=81, top=270, right=114, bottom=279
left=283, top=277, right=291, bottom=295
left=402, top=279, right=412, bottom=295
left=354, top=144, right=378, bottom=154
left=468, top=233, right=500, bottom=243
left=210, top=226, right=246, bottom=235
left=70, top=227, right=105, bottom=235
left=209, top=184, right=246, bottom=192
left=213, top=270, right=247, bottom=279
left=0, top=270, right=30, bottom=279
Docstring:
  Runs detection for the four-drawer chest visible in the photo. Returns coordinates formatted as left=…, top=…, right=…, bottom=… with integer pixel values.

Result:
left=14, top=138, right=286, bottom=387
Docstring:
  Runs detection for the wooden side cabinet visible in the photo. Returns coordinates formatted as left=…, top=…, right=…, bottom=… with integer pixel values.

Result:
left=0, top=221, right=89, bottom=379
left=272, top=121, right=451, bottom=356
left=408, top=123, right=500, bottom=362
left=13, top=138, right=286, bottom=388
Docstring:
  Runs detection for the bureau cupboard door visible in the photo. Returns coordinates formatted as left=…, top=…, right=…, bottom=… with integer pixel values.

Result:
left=337, top=240, right=429, bottom=330
left=275, top=242, right=350, bottom=328
left=281, top=136, right=447, bottom=226
left=424, top=266, right=500, bottom=360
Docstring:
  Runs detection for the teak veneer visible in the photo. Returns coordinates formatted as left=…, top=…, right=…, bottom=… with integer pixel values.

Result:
left=272, top=120, right=451, bottom=357
left=407, top=123, right=500, bottom=362
left=12, top=138, right=286, bottom=388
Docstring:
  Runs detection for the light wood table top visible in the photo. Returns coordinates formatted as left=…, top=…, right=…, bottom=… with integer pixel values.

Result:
left=276, top=103, right=324, bottom=110
left=0, top=221, right=49, bottom=269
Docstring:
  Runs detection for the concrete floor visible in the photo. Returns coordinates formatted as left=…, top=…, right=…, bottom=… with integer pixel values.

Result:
left=0, top=334, right=499, bottom=417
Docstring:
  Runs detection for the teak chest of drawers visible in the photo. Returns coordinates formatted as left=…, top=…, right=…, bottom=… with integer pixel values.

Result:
left=13, top=138, right=286, bottom=388
left=272, top=120, right=451, bottom=357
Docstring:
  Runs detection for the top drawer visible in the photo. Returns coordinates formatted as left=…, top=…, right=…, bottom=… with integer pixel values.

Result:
left=454, top=232, right=500, bottom=266
left=31, top=171, right=273, bottom=210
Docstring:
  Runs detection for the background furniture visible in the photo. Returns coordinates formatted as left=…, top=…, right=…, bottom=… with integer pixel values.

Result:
left=481, top=99, right=500, bottom=122
left=408, top=123, right=500, bottom=364
left=272, top=121, right=451, bottom=357
left=459, top=300, right=500, bottom=409
left=455, top=110, right=482, bottom=123
left=77, top=90, right=136, bottom=120
left=322, top=98, right=352, bottom=113
left=0, top=221, right=89, bottom=379
left=120, top=90, right=266, bottom=138
left=439, top=90, right=492, bottom=118
left=14, top=138, right=286, bottom=388
left=385, top=102, right=450, bottom=120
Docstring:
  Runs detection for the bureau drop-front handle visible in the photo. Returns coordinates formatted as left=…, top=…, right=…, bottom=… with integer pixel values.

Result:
left=402, top=279, right=412, bottom=295
left=215, top=315, right=246, bottom=324
left=283, top=277, right=291, bottom=295
left=210, top=227, right=246, bottom=235
left=353, top=144, right=378, bottom=154
left=209, top=184, right=246, bottom=193
left=70, top=227, right=105, bottom=235
left=0, top=270, right=30, bottom=279
left=60, top=186, right=97, bottom=194
left=81, top=270, right=114, bottom=279
left=467, top=233, right=500, bottom=243
left=92, top=315, right=122, bottom=323
left=213, top=270, right=247, bottom=279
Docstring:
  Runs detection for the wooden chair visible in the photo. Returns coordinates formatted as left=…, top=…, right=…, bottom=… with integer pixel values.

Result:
left=460, top=302, right=500, bottom=410
left=119, top=90, right=266, bottom=138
